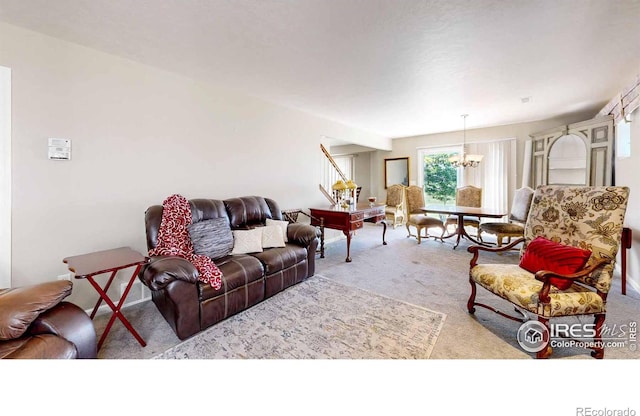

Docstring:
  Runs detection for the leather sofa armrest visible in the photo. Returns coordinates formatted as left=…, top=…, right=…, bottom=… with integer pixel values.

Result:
left=27, top=301, right=97, bottom=359
left=0, top=280, right=73, bottom=341
left=139, top=256, right=199, bottom=290
left=287, top=223, right=320, bottom=247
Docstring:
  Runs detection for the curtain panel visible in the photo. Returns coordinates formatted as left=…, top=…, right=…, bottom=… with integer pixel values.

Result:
left=464, top=139, right=517, bottom=220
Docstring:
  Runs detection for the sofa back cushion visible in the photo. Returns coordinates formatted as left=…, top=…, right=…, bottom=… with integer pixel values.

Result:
left=224, top=196, right=274, bottom=229
left=188, top=218, right=234, bottom=260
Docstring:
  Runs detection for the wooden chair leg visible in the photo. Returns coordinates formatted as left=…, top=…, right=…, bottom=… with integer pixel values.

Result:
left=467, top=278, right=477, bottom=314
left=591, top=314, right=605, bottom=359
left=535, top=317, right=552, bottom=359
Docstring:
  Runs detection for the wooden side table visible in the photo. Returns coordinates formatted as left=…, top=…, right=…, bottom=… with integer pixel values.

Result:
left=63, top=247, right=149, bottom=351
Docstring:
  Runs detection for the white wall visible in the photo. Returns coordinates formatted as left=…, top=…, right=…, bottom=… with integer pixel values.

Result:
left=0, top=22, right=388, bottom=308
left=614, top=107, right=640, bottom=293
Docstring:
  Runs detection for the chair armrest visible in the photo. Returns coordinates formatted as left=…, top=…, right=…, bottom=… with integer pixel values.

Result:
left=139, top=256, right=199, bottom=290
left=468, top=238, right=524, bottom=268
left=534, top=258, right=610, bottom=302
left=287, top=223, right=320, bottom=247
left=27, top=301, right=97, bottom=359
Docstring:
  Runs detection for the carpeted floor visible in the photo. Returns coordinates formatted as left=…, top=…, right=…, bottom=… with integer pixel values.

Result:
left=93, top=223, right=640, bottom=360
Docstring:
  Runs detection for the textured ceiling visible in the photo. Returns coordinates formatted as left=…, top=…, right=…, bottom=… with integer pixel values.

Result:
left=1, top=0, right=639, bottom=141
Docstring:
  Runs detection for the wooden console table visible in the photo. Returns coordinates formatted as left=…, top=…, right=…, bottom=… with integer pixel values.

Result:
left=310, top=203, right=387, bottom=262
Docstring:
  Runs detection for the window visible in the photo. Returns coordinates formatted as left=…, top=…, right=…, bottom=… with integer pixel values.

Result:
left=418, top=146, right=461, bottom=206
left=616, top=117, right=631, bottom=159
left=418, top=138, right=516, bottom=215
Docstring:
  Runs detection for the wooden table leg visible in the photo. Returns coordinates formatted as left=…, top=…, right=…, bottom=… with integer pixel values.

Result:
left=381, top=220, right=388, bottom=245
left=319, top=218, right=325, bottom=258
left=86, top=265, right=146, bottom=350
left=344, top=230, right=353, bottom=262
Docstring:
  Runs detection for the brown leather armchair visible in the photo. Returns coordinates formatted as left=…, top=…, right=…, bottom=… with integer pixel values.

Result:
left=0, top=280, right=97, bottom=359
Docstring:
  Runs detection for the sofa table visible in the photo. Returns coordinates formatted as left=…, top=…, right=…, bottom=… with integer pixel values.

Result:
left=63, top=247, right=149, bottom=351
left=310, top=203, right=387, bottom=262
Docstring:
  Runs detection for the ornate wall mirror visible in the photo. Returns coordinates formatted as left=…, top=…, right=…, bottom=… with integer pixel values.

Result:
left=384, top=157, right=409, bottom=188
left=547, top=134, right=587, bottom=185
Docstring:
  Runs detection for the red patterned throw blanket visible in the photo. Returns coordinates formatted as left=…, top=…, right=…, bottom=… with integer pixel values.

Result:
left=149, top=194, right=223, bottom=290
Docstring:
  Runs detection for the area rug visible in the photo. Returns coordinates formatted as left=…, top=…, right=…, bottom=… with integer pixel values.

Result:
left=154, top=275, right=446, bottom=359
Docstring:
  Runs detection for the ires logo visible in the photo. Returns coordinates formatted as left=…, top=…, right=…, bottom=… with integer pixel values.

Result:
left=550, top=323, right=596, bottom=338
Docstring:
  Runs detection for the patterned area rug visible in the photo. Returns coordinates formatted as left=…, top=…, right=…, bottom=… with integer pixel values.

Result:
left=154, top=275, right=446, bottom=359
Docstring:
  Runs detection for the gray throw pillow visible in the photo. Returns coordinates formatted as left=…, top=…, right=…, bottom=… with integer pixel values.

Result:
left=188, top=218, right=234, bottom=259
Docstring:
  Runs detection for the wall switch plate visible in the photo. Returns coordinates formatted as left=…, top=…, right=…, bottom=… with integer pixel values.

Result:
left=48, top=138, right=71, bottom=160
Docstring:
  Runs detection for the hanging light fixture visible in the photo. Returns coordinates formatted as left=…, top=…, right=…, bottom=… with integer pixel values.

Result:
left=449, top=114, right=483, bottom=168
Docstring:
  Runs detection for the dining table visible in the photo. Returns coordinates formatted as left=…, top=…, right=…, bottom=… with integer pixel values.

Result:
left=421, top=205, right=507, bottom=249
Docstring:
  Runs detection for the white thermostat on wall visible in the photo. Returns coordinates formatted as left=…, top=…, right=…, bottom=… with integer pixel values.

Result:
left=48, top=138, right=71, bottom=160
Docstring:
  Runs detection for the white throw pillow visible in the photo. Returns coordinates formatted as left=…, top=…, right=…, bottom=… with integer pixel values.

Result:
left=230, top=228, right=264, bottom=254
left=261, top=225, right=286, bottom=248
left=266, top=218, right=289, bottom=242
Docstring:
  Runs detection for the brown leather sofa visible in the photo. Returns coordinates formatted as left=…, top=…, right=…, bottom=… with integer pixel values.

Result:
left=140, top=196, right=319, bottom=340
left=0, top=280, right=97, bottom=359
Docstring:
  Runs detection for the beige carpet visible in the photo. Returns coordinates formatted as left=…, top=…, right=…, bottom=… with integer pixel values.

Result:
left=154, top=275, right=445, bottom=359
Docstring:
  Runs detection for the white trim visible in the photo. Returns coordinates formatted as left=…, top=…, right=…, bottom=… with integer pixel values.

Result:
left=0, top=66, right=11, bottom=288
left=87, top=295, right=151, bottom=317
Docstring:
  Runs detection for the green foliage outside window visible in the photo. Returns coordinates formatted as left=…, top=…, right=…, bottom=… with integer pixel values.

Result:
left=423, top=153, right=457, bottom=205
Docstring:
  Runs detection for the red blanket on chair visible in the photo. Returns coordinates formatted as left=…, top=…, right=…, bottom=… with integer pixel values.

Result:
left=149, top=194, right=223, bottom=290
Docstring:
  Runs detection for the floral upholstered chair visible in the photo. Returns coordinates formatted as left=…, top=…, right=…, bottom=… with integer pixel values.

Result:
left=467, top=185, right=629, bottom=359
left=405, top=185, right=446, bottom=244
left=479, top=187, right=534, bottom=247
left=384, top=184, right=405, bottom=229
left=445, top=185, right=482, bottom=238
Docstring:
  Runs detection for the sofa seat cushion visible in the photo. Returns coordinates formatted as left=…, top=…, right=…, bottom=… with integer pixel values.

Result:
left=408, top=214, right=445, bottom=229
left=199, top=255, right=264, bottom=301
left=251, top=245, right=308, bottom=275
left=0, top=334, right=77, bottom=359
left=470, top=264, right=605, bottom=318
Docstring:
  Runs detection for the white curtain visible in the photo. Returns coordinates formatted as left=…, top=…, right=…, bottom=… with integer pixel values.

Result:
left=463, top=139, right=516, bottom=220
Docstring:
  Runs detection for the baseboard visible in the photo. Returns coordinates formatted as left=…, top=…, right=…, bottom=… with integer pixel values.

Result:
left=86, top=280, right=151, bottom=317
left=627, top=277, right=640, bottom=296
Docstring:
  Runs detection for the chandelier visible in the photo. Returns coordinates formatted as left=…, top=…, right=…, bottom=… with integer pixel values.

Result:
left=449, top=114, right=483, bottom=168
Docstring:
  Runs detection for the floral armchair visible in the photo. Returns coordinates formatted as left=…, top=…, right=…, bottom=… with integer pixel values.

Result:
left=467, top=185, right=629, bottom=359
left=384, top=184, right=405, bottom=229
left=405, top=185, right=446, bottom=244
left=445, top=185, right=482, bottom=238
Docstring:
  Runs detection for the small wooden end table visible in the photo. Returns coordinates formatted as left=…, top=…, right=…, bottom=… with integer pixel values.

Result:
left=63, top=247, right=149, bottom=351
